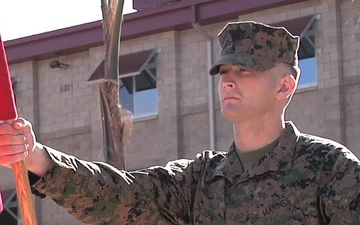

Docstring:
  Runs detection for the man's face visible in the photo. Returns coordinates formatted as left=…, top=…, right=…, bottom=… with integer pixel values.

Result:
left=218, top=64, right=279, bottom=123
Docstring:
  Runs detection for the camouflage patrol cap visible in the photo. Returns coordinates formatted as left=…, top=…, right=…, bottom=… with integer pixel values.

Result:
left=209, top=21, right=300, bottom=75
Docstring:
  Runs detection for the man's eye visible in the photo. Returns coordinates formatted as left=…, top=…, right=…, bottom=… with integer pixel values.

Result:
left=219, top=70, right=227, bottom=75
left=240, top=69, right=249, bottom=72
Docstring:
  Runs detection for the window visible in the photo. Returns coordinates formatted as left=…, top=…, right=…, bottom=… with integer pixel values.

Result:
left=272, top=15, right=319, bottom=89
left=11, top=76, right=19, bottom=90
left=0, top=189, right=21, bottom=225
left=11, top=76, right=20, bottom=103
left=88, top=48, right=160, bottom=119
left=298, top=16, right=318, bottom=89
left=120, top=52, right=158, bottom=118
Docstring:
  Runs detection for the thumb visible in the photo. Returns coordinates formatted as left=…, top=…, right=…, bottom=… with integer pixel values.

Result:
left=12, top=118, right=31, bottom=133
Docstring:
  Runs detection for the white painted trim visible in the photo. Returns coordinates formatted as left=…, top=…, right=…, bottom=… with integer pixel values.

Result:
left=133, top=113, right=158, bottom=122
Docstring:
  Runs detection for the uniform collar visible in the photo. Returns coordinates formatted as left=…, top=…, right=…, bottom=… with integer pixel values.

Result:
left=205, top=121, right=301, bottom=184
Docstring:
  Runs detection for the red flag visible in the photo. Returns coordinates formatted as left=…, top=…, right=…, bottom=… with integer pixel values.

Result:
left=0, top=35, right=18, bottom=214
left=0, top=34, right=18, bottom=121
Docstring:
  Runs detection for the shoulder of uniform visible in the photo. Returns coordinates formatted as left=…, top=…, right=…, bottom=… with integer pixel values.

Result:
left=156, top=150, right=227, bottom=173
left=299, top=133, right=348, bottom=150
left=297, top=133, right=359, bottom=164
left=299, top=134, right=360, bottom=208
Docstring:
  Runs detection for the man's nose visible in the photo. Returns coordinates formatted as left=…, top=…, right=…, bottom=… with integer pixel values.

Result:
left=222, top=80, right=235, bottom=89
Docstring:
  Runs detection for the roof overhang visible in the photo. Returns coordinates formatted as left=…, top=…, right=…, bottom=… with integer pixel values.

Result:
left=88, top=48, right=159, bottom=82
left=2, top=189, right=16, bottom=206
left=4, top=0, right=311, bottom=64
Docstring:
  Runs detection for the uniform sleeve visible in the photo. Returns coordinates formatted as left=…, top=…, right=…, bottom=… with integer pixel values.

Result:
left=31, top=146, right=196, bottom=225
left=319, top=147, right=360, bottom=224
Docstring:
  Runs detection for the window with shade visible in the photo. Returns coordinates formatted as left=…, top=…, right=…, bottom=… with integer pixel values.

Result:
left=119, top=51, right=158, bottom=118
left=297, top=16, right=318, bottom=89
left=272, top=15, right=319, bottom=89
left=88, top=48, right=160, bottom=119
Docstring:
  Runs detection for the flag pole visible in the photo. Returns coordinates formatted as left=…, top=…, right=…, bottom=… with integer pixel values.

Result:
left=11, top=162, right=38, bottom=225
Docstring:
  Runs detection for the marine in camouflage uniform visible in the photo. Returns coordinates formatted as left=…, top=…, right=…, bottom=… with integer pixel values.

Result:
left=29, top=21, right=360, bottom=224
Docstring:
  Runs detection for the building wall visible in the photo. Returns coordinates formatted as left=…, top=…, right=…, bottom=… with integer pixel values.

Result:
left=1, top=0, right=360, bottom=224
left=120, top=31, right=182, bottom=170
left=341, top=0, right=360, bottom=154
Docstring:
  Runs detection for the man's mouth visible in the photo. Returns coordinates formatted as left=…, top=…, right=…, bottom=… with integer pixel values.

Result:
left=222, top=96, right=239, bottom=102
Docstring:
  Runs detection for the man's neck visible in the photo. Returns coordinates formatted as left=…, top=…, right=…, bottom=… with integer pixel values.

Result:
left=233, top=116, right=285, bottom=152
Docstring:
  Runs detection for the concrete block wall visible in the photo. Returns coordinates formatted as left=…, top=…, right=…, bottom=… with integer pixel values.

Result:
left=341, top=0, right=360, bottom=156
left=39, top=198, right=84, bottom=225
left=88, top=45, right=107, bottom=162
left=9, top=61, right=39, bottom=131
left=118, top=30, right=181, bottom=170
left=36, top=51, right=92, bottom=136
left=178, top=26, right=213, bottom=158
left=177, top=20, right=243, bottom=158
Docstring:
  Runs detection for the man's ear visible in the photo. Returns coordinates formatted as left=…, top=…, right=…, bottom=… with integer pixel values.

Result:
left=276, top=75, right=296, bottom=100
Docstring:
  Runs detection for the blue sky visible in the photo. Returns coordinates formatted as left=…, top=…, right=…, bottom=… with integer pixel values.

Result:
left=0, top=0, right=136, bottom=41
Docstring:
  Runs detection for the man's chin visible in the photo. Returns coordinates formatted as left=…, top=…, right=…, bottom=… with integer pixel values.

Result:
left=221, top=110, right=242, bottom=122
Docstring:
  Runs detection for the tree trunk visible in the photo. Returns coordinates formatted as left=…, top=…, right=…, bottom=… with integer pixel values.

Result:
left=99, top=0, right=132, bottom=169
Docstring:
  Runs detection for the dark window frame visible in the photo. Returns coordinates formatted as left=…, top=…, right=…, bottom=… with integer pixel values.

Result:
left=119, top=48, right=160, bottom=118
left=297, top=15, right=319, bottom=89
